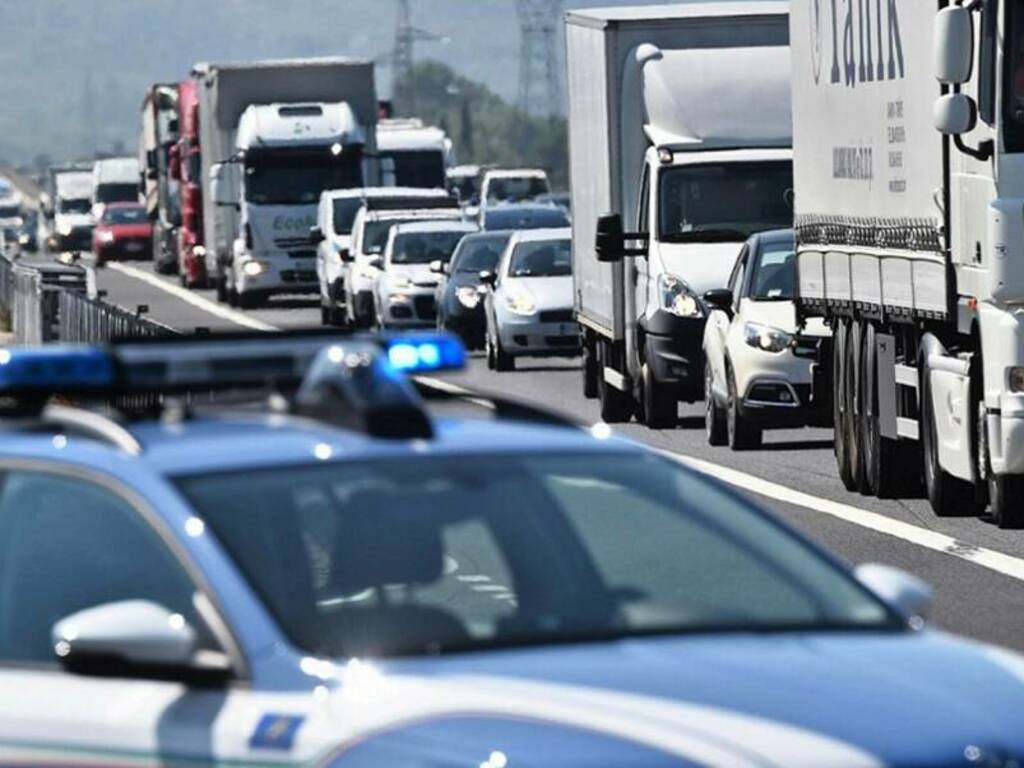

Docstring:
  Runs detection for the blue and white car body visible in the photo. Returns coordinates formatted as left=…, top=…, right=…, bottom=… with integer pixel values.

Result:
left=0, top=336, right=1022, bottom=767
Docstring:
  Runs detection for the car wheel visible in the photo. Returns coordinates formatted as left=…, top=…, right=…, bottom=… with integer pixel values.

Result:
left=640, top=361, right=676, bottom=429
left=705, top=360, right=728, bottom=446
left=215, top=274, right=228, bottom=303
left=321, top=305, right=331, bottom=326
left=485, top=333, right=497, bottom=370
left=494, top=334, right=515, bottom=372
left=237, top=291, right=261, bottom=310
left=727, top=365, right=761, bottom=451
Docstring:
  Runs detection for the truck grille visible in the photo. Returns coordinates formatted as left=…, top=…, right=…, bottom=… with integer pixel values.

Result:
left=275, top=237, right=312, bottom=249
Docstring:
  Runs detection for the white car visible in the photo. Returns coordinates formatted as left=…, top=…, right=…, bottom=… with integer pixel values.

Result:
left=374, top=220, right=478, bottom=328
left=703, top=229, right=831, bottom=450
left=480, top=168, right=550, bottom=209
left=313, top=188, right=452, bottom=327
left=483, top=228, right=579, bottom=371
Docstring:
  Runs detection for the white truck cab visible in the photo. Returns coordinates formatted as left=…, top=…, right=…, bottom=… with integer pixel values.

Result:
left=377, top=118, right=453, bottom=189
left=567, top=3, right=792, bottom=428
left=217, top=101, right=368, bottom=308
left=52, top=172, right=95, bottom=252
left=91, top=157, right=140, bottom=222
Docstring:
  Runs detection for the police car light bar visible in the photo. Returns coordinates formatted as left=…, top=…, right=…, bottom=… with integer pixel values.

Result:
left=0, top=332, right=466, bottom=400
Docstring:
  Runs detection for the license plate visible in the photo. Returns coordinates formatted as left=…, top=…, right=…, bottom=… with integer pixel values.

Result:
left=125, top=243, right=144, bottom=253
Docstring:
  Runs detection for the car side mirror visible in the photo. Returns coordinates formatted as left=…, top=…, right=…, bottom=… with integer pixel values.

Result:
left=52, top=600, right=231, bottom=684
left=339, top=248, right=352, bottom=263
left=367, top=255, right=383, bottom=270
left=703, top=288, right=734, bottom=316
left=479, top=269, right=497, bottom=287
left=933, top=92, right=977, bottom=136
left=595, top=212, right=625, bottom=263
left=309, top=225, right=325, bottom=245
left=429, top=259, right=444, bottom=274
left=854, top=563, right=934, bottom=625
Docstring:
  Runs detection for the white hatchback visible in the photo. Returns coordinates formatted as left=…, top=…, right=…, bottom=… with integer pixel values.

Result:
left=703, top=229, right=832, bottom=450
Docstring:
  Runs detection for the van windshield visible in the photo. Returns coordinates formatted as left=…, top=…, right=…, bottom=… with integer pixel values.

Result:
left=95, top=184, right=139, bottom=205
left=59, top=198, right=92, bottom=215
left=658, top=161, right=793, bottom=242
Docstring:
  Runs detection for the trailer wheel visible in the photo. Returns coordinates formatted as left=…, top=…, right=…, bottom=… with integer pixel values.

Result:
left=596, top=342, right=632, bottom=423
left=582, top=334, right=598, bottom=400
left=861, top=323, right=901, bottom=498
left=833, top=320, right=857, bottom=491
left=921, top=363, right=982, bottom=517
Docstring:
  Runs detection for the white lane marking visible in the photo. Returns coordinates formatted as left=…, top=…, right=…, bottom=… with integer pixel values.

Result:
left=457, top=574, right=492, bottom=583
left=417, top=376, right=1024, bottom=583
left=673, top=453, right=1024, bottom=583
left=105, top=262, right=279, bottom=332
left=472, top=584, right=511, bottom=593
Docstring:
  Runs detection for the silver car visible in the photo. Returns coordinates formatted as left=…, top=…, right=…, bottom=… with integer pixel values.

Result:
left=483, top=228, right=579, bottom=371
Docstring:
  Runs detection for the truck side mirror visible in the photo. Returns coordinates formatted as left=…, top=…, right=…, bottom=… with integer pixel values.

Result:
left=934, top=93, right=977, bottom=135
left=595, top=213, right=625, bottom=263
left=933, top=7, right=973, bottom=85
left=309, top=225, right=325, bottom=245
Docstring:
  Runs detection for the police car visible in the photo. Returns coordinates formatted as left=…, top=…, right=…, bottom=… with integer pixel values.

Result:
left=0, top=332, right=1023, bottom=767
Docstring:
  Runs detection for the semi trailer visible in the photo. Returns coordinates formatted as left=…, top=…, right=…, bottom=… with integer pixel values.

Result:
left=139, top=83, right=181, bottom=273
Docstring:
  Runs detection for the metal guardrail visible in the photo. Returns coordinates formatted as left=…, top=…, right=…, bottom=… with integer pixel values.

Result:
left=58, top=291, right=177, bottom=343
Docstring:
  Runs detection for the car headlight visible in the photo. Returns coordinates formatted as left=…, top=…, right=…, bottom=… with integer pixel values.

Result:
left=660, top=274, right=703, bottom=318
left=18, top=234, right=30, bottom=245
left=389, top=293, right=411, bottom=305
left=506, top=289, right=536, bottom=316
left=744, top=321, right=794, bottom=353
left=242, top=260, right=267, bottom=277
left=193, top=245, right=207, bottom=258
left=97, top=230, right=115, bottom=244
left=58, top=222, right=73, bottom=237
left=456, top=285, right=481, bottom=309
left=391, top=275, right=413, bottom=290
left=1009, top=367, right=1024, bottom=393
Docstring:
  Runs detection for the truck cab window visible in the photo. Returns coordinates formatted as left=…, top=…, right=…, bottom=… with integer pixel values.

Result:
left=1006, top=2, right=1024, bottom=151
left=978, top=0, right=997, bottom=125
left=637, top=165, right=650, bottom=234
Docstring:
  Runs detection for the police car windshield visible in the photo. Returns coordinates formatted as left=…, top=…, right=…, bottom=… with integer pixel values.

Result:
left=178, top=453, right=894, bottom=659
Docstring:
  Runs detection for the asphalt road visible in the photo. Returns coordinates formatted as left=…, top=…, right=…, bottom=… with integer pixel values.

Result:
left=90, top=257, right=1024, bottom=652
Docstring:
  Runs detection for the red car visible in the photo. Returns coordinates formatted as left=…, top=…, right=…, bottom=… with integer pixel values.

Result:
left=93, top=202, right=152, bottom=265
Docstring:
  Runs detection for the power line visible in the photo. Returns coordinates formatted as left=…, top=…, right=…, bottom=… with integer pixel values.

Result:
left=516, top=0, right=563, bottom=117
left=388, top=0, right=449, bottom=113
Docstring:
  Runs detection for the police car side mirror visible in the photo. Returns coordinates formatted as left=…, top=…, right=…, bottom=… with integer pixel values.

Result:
left=51, top=599, right=232, bottom=685
left=854, top=563, right=934, bottom=626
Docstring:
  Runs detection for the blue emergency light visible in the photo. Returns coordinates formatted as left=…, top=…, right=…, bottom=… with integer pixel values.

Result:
left=383, top=334, right=466, bottom=374
left=0, top=346, right=115, bottom=392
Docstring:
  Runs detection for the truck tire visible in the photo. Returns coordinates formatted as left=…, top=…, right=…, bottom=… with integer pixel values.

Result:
left=705, top=360, right=727, bottom=446
left=582, top=335, right=599, bottom=400
left=727, top=365, right=761, bottom=450
left=833, top=320, right=857, bottom=491
left=640, top=361, right=676, bottom=429
left=845, top=321, right=869, bottom=493
left=990, top=475, right=1024, bottom=529
left=921, top=364, right=982, bottom=517
left=596, top=342, right=632, bottom=423
left=215, top=275, right=228, bottom=304
left=861, top=323, right=902, bottom=498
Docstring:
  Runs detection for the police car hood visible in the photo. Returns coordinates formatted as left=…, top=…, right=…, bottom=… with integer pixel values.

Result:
left=321, top=631, right=1024, bottom=766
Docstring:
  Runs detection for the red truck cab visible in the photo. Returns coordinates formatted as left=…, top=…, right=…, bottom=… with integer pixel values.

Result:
left=171, top=79, right=207, bottom=287
left=93, top=203, right=153, bottom=265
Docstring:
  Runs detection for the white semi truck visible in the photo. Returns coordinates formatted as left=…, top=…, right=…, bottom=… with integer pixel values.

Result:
left=193, top=57, right=379, bottom=307
left=567, top=3, right=793, bottom=428
left=790, top=1, right=1024, bottom=526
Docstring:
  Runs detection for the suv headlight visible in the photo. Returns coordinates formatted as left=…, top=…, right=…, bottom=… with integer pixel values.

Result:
left=456, top=285, right=481, bottom=309
left=744, top=321, right=794, bottom=353
left=506, top=289, right=536, bottom=316
left=660, top=274, right=703, bottom=318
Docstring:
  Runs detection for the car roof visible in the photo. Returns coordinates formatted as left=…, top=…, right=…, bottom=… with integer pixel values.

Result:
left=754, top=228, right=795, bottom=246
left=509, top=227, right=572, bottom=244
left=390, top=220, right=479, bottom=235
left=485, top=169, right=548, bottom=179
left=323, top=186, right=449, bottom=203
left=364, top=208, right=463, bottom=222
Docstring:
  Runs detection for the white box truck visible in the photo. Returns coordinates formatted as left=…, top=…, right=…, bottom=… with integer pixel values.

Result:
left=791, top=1, right=1024, bottom=527
left=567, top=2, right=793, bottom=428
left=193, top=57, right=379, bottom=307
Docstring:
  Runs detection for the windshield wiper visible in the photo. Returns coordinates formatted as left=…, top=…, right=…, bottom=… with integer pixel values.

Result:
left=661, top=228, right=747, bottom=244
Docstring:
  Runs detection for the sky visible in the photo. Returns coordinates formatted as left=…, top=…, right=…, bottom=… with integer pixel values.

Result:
left=0, top=0, right=658, bottom=165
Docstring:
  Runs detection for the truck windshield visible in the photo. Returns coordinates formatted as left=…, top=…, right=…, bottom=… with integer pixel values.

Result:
left=1006, top=2, right=1024, bottom=152
left=383, top=150, right=447, bottom=189
left=58, top=198, right=91, bottom=215
left=0, top=205, right=20, bottom=219
left=95, top=183, right=139, bottom=205
left=245, top=153, right=362, bottom=206
left=508, top=239, right=572, bottom=277
left=658, top=161, right=793, bottom=242
left=177, top=453, right=895, bottom=660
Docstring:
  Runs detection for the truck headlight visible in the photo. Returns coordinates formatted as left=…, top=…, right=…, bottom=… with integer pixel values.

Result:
left=506, top=290, right=536, bottom=316
left=242, top=260, right=267, bottom=277
left=456, top=286, right=481, bottom=309
left=744, top=321, right=794, bottom=353
left=1009, top=367, right=1024, bottom=393
left=660, top=274, right=703, bottom=318
left=97, top=230, right=115, bottom=244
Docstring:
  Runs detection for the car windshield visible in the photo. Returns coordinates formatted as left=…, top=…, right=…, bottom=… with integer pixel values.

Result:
left=102, top=206, right=147, bottom=225
left=658, top=161, right=793, bottom=242
left=178, top=453, right=894, bottom=659
left=332, top=199, right=363, bottom=236
left=749, top=239, right=796, bottom=301
left=384, top=150, right=447, bottom=189
left=362, top=218, right=419, bottom=255
left=451, top=234, right=511, bottom=273
left=487, top=176, right=550, bottom=204
left=245, top=153, right=363, bottom=205
left=59, top=198, right=91, bottom=215
left=391, top=230, right=469, bottom=265
left=508, top=239, right=572, bottom=277
left=95, top=183, right=139, bottom=205
left=484, top=207, right=569, bottom=231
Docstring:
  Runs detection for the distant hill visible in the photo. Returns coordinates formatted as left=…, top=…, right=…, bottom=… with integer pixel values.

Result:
left=0, top=0, right=657, bottom=167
